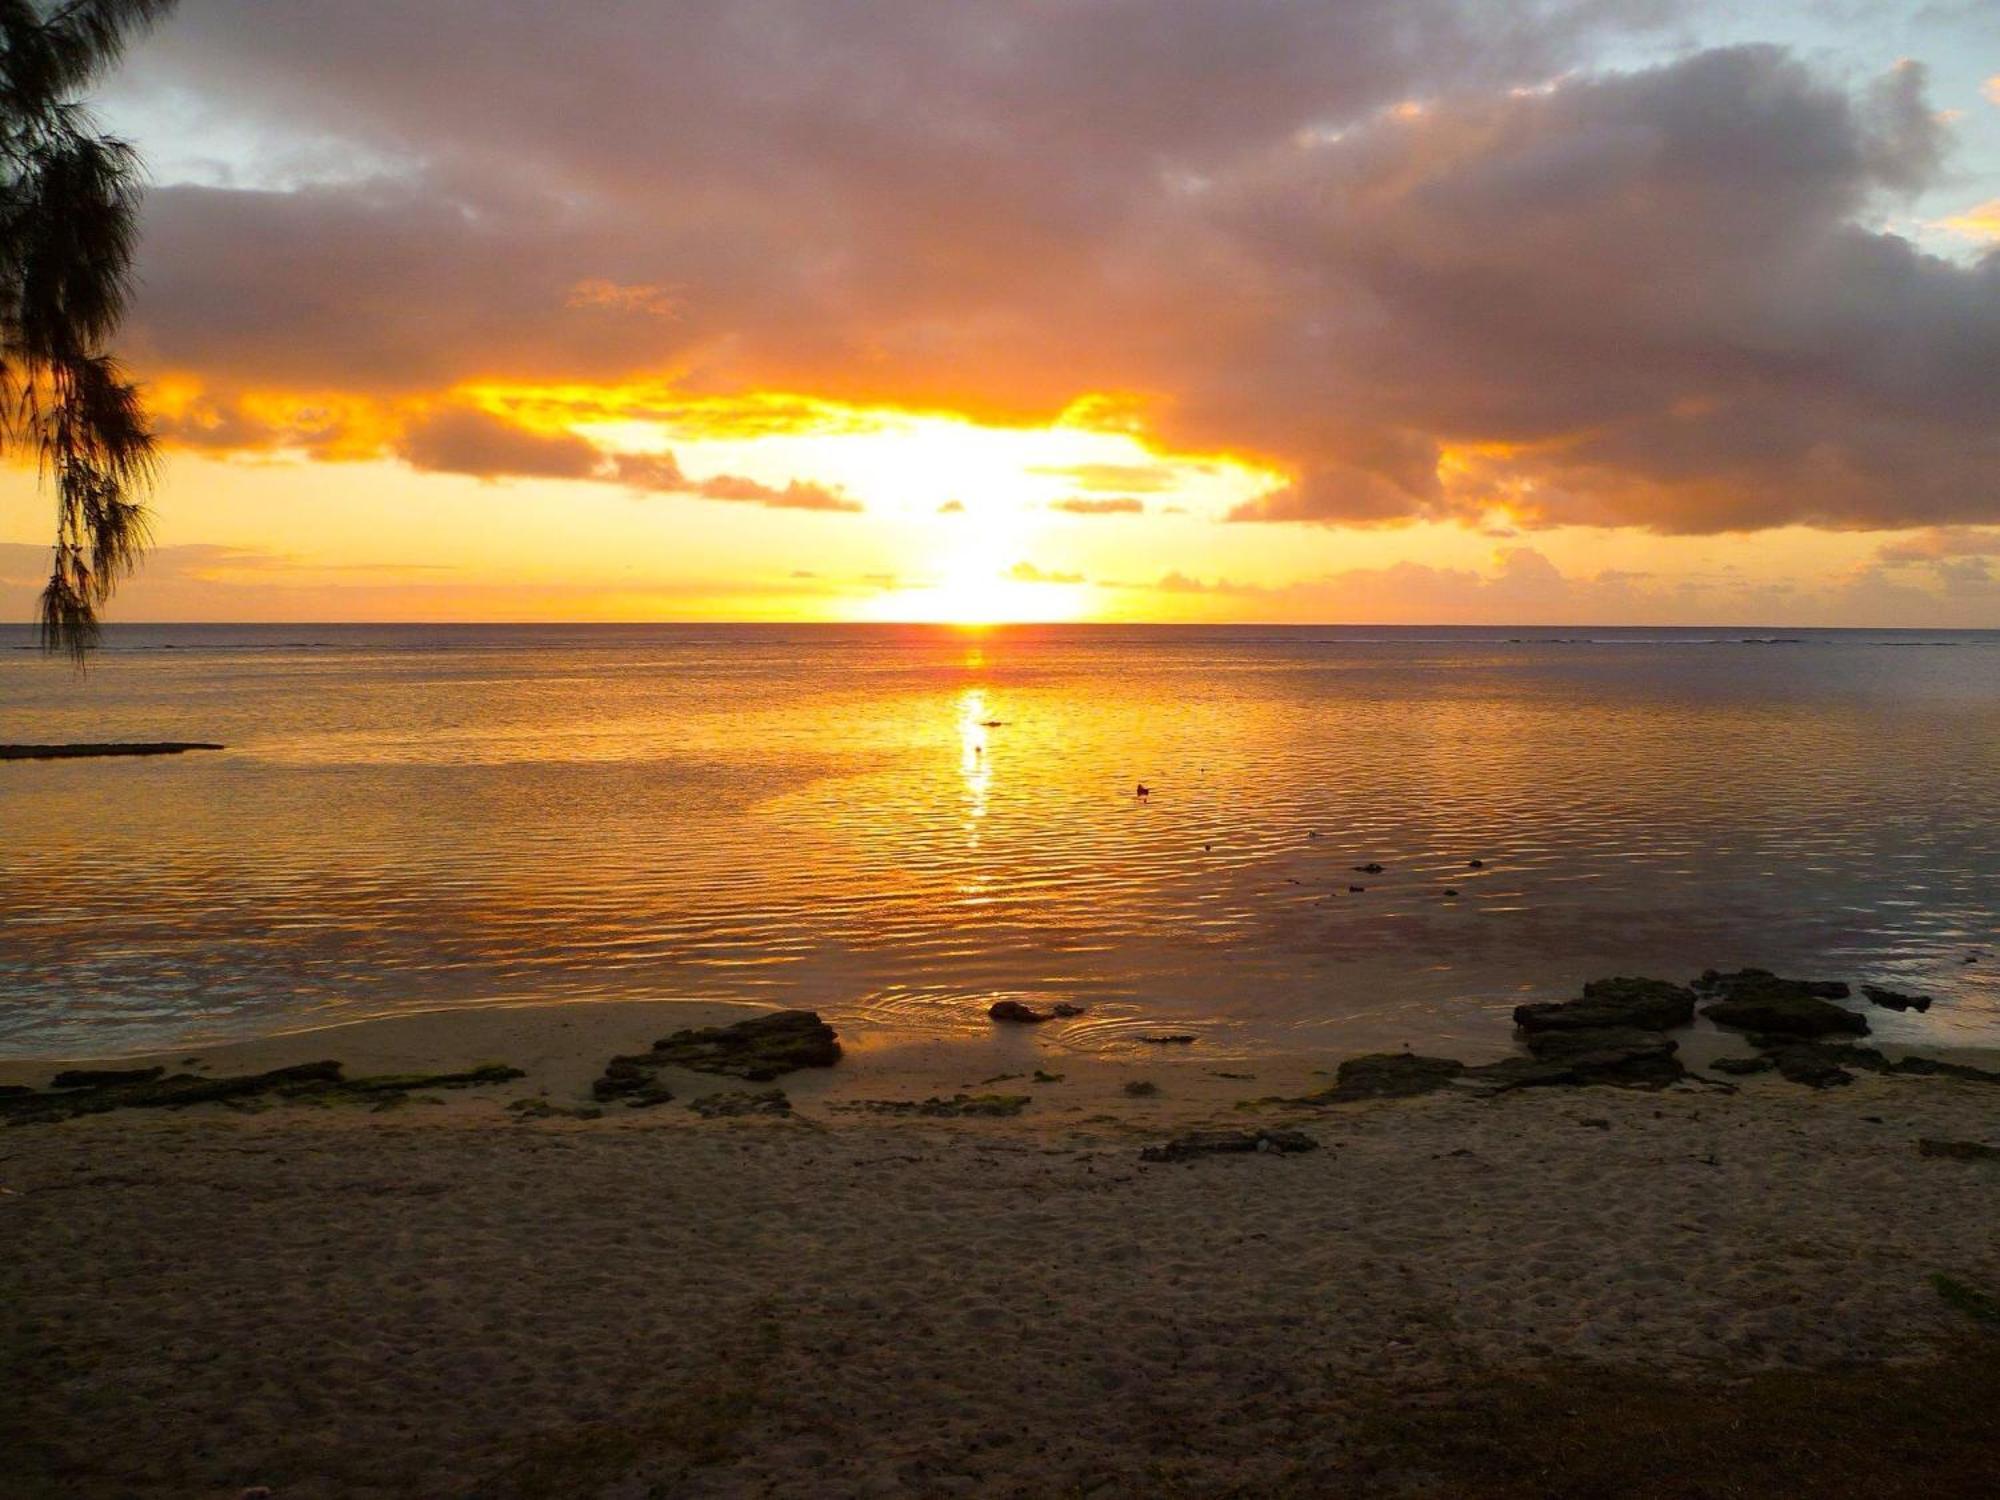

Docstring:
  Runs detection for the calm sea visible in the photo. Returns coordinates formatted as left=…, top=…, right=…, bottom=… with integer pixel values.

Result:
left=3, top=623, right=1996, bottom=1059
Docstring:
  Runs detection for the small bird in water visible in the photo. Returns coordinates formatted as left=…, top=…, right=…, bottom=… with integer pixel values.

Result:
left=1136, top=783, right=1151, bottom=798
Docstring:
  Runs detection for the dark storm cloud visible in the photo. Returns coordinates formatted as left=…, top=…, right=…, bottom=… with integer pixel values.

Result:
left=109, top=3, right=2000, bottom=533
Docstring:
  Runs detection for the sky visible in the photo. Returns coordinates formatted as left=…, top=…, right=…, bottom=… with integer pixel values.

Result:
left=3, top=0, right=1999, bottom=627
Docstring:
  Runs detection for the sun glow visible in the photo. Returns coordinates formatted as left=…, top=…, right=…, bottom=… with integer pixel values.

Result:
left=461, top=384, right=1284, bottom=624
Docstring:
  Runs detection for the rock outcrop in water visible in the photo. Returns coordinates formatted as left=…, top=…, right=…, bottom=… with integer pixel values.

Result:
left=1695, top=970, right=1869, bottom=1038
left=1862, top=985, right=1933, bottom=1013
left=0, top=742, right=225, bottom=761
left=1513, top=977, right=1696, bottom=1034
left=1307, top=1053, right=1465, bottom=1102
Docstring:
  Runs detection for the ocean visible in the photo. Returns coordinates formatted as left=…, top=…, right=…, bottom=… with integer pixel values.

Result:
left=3, top=623, right=1996, bottom=1058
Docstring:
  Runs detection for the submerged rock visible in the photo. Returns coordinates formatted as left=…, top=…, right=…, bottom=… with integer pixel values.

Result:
left=690, top=1088, right=792, bottom=1118
left=1513, top=977, right=1695, bottom=1034
left=1050, top=1003, right=1087, bottom=1018
left=1140, top=1129, right=1318, bottom=1163
left=1862, top=985, right=1933, bottom=1013
left=1697, top=971, right=1869, bottom=1038
left=595, top=1010, right=842, bottom=1099
left=988, top=1000, right=1049, bottom=1024
left=1137, top=1034, right=1197, bottom=1045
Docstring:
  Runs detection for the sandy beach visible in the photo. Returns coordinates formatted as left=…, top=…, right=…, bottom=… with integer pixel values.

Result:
left=6, top=1001, right=1999, bottom=1499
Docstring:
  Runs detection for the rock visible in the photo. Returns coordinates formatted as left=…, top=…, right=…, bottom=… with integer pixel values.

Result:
left=1696, top=967, right=1851, bottom=1000
left=1698, top=971, right=1868, bottom=1038
left=1767, top=1046, right=1854, bottom=1089
left=1467, top=859, right=1485, bottom=868
left=326, top=1064, right=526, bottom=1095
left=1862, top=985, right=1933, bottom=1013
left=1743, top=1041, right=2000, bottom=1087
left=0, top=741, right=224, bottom=760
left=50, top=1067, right=164, bottom=1089
left=0, top=1061, right=345, bottom=1126
left=1138, top=1034, right=1197, bottom=1045
left=690, top=1087, right=792, bottom=1118
left=1353, top=862, right=1384, bottom=873
left=1513, top=977, right=1695, bottom=1033
left=1050, top=1003, right=1086, bottom=1018
left=600, top=1010, right=842, bottom=1090
left=1308, top=1053, right=1464, bottom=1102
left=1918, top=1139, right=2000, bottom=1162
left=1469, top=1029, right=1684, bottom=1091
left=1123, top=1080, right=1160, bottom=1097
left=1348, top=885, right=1367, bottom=893
left=988, top=1000, right=1050, bottom=1024
left=1709, top=1055, right=1775, bottom=1076
left=1140, top=1129, right=1318, bottom=1163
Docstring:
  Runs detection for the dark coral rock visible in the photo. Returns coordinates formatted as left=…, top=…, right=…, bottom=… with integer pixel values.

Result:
left=1767, top=1047, right=1854, bottom=1089
left=1470, top=1030, right=1684, bottom=1091
left=1311, top=1053, right=1465, bottom=1102
left=1513, top=977, right=1695, bottom=1034
left=1140, top=1129, right=1318, bottom=1163
left=988, top=1001, right=1049, bottom=1024
left=1862, top=985, right=1933, bottom=1013
left=1696, top=971, right=1868, bottom=1038
left=0, top=1061, right=345, bottom=1126
left=647, top=1010, right=842, bottom=1079
left=50, top=1067, right=164, bottom=1089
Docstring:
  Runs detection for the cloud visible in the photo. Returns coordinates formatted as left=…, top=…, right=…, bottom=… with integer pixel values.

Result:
left=400, top=405, right=600, bottom=480
left=1006, top=561, right=1085, bottom=585
left=1031, top=463, right=1183, bottom=493
left=565, top=279, right=679, bottom=318
left=1985, top=74, right=2000, bottom=108
left=1938, top=198, right=2000, bottom=241
left=610, top=451, right=862, bottom=511
left=937, top=499, right=965, bottom=514
left=1874, top=527, right=2000, bottom=563
left=1050, top=496, right=1146, bottom=515
left=101, top=10, right=2000, bottom=537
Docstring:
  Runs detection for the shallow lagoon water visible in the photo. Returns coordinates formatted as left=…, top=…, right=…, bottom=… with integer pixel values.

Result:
left=3, top=623, right=1995, bottom=1058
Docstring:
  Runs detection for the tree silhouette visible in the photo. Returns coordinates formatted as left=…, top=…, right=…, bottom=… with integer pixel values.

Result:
left=3, top=0, right=175, bottom=658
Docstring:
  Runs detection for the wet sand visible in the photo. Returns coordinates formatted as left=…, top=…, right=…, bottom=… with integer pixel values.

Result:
left=5, top=1003, right=2000, bottom=1498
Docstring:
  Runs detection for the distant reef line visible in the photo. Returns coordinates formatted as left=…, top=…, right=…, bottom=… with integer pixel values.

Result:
left=0, top=742, right=224, bottom=761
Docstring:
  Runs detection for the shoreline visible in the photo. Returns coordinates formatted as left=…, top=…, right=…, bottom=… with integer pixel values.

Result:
left=8, top=992, right=2000, bottom=1497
